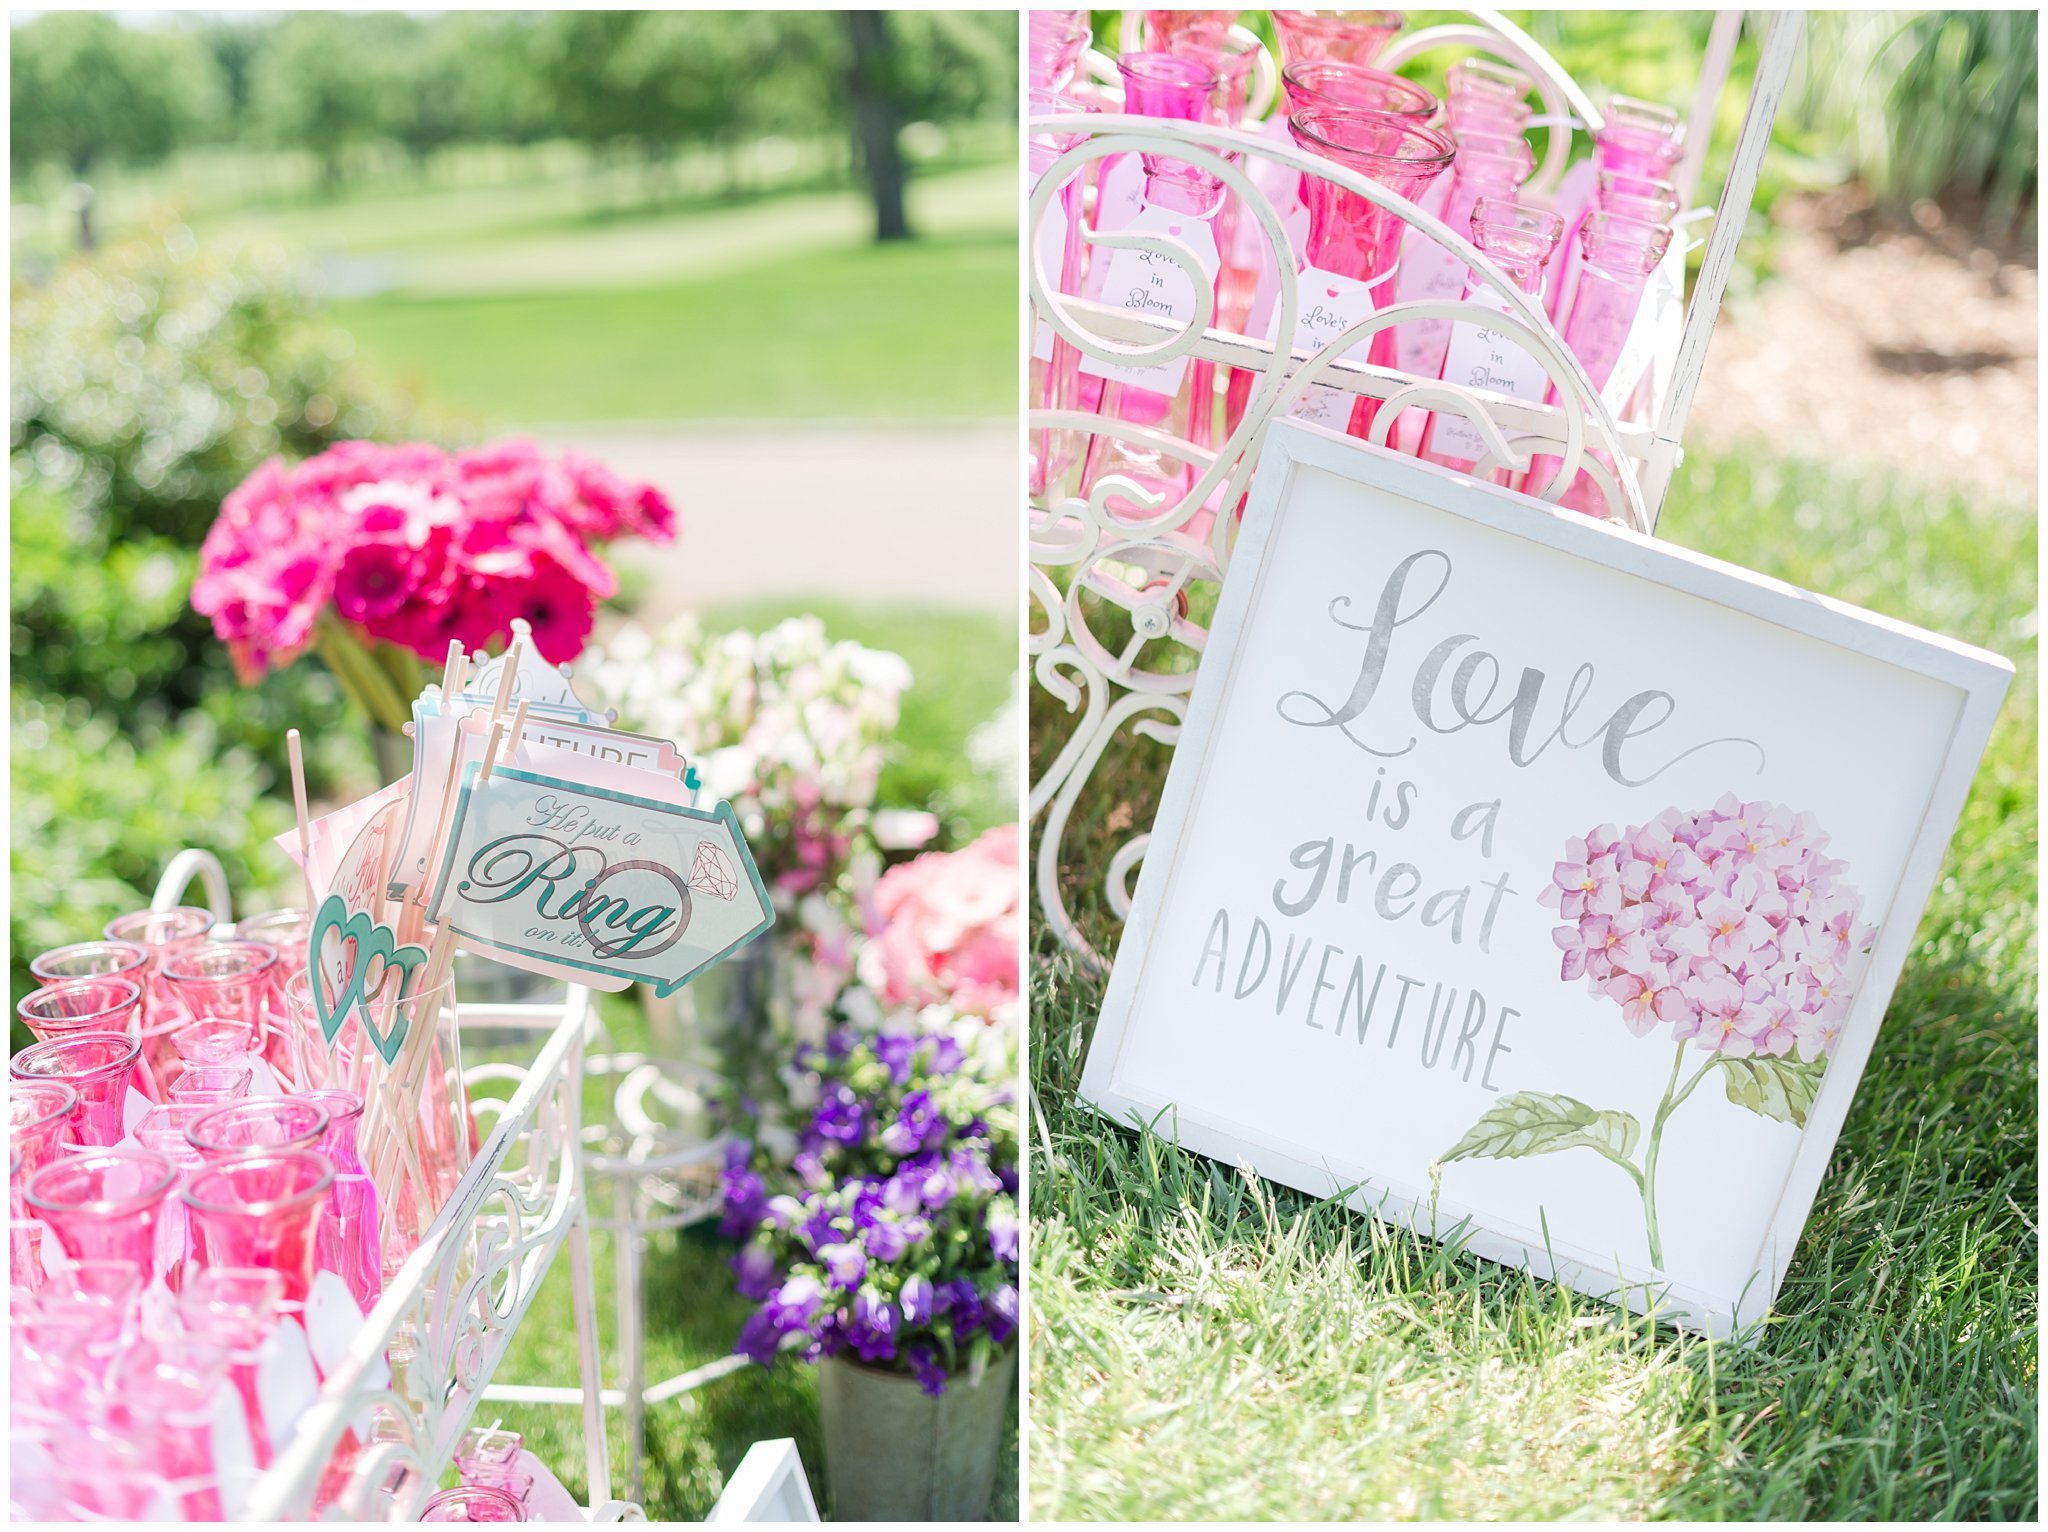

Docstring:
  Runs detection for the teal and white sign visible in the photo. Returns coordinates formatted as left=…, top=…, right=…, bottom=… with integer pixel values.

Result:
left=426, top=763, right=773, bottom=996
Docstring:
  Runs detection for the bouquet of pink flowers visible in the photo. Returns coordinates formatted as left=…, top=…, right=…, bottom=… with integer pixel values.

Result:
left=858, top=824, right=1022, bottom=1027
left=192, top=438, right=675, bottom=728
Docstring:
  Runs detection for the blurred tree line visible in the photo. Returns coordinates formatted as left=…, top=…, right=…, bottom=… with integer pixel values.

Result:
left=9, top=9, right=1017, bottom=246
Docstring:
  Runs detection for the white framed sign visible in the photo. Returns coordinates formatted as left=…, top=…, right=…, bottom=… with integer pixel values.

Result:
left=1079, top=421, right=2012, bottom=1338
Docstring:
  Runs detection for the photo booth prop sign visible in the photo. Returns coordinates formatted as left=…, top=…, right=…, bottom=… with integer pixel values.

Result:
left=1079, top=421, right=2011, bottom=1338
left=426, top=763, right=773, bottom=996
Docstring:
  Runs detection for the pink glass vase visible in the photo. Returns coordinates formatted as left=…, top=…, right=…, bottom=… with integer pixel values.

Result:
left=1285, top=106, right=1457, bottom=439
left=456, top=1426, right=535, bottom=1506
left=1526, top=211, right=1674, bottom=516
left=23, top=1148, right=178, bottom=1279
left=302, top=1087, right=383, bottom=1314
left=182, top=1150, right=333, bottom=1307
left=161, top=938, right=278, bottom=1060
left=18, top=976, right=144, bottom=1045
left=1420, top=197, right=1566, bottom=480
left=1280, top=59, right=1438, bottom=119
left=29, top=939, right=148, bottom=989
left=108, top=1337, right=231, bottom=1521
left=1079, top=52, right=1226, bottom=523
left=1271, top=9, right=1402, bottom=66
left=186, top=1096, right=329, bottom=1159
left=1549, top=167, right=1679, bottom=321
left=12, top=1032, right=143, bottom=1148
left=1143, top=9, right=1239, bottom=52
left=104, top=905, right=214, bottom=1097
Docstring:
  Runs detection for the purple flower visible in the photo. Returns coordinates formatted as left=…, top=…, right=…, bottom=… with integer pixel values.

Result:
left=875, top=1033, right=918, bottom=1084
left=986, top=1203, right=1018, bottom=1263
left=731, top=1242, right=779, bottom=1301
left=920, top=1167, right=956, bottom=1211
left=767, top=1274, right=824, bottom=1333
left=986, top=1283, right=1019, bottom=1346
left=881, top=1090, right=947, bottom=1156
left=883, top=1171, right=925, bottom=1216
left=735, top=1309, right=784, bottom=1367
left=818, top=1242, right=867, bottom=1291
left=899, top=1273, right=935, bottom=1326
left=863, top=1217, right=912, bottom=1263
left=808, top=1086, right=866, bottom=1148
left=907, top=1344, right=947, bottom=1396
left=719, top=1166, right=768, bottom=1237
left=927, top=1036, right=965, bottom=1076
left=793, top=1151, right=829, bottom=1190
left=936, top=1279, right=982, bottom=1336
left=848, top=1290, right=900, bottom=1363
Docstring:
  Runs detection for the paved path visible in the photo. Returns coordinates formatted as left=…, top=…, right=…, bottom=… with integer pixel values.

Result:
left=532, top=421, right=1018, bottom=621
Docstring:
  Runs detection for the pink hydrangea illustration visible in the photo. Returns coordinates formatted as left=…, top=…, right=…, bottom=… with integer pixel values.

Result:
left=1538, top=795, right=1872, bottom=1062
left=1445, top=796, right=1874, bottom=1270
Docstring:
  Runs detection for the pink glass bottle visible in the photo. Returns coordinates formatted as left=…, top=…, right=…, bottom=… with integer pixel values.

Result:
left=161, top=938, right=278, bottom=1059
left=179, top=1267, right=286, bottom=1470
left=1393, top=127, right=1534, bottom=392
left=104, top=905, right=213, bottom=1095
left=169, top=1061, right=255, bottom=1105
left=1419, top=198, right=1566, bottom=481
left=1526, top=212, right=1674, bottom=516
left=12, top=1032, right=144, bottom=1148
left=10, top=1079, right=76, bottom=1181
left=186, top=1096, right=329, bottom=1160
left=301, top=1087, right=383, bottom=1313
left=135, top=1102, right=210, bottom=1294
left=422, top=1485, right=528, bottom=1522
left=1143, top=9, right=1239, bottom=52
left=24, top=1148, right=178, bottom=1279
left=1079, top=52, right=1227, bottom=522
left=1285, top=106, right=1457, bottom=440
left=1548, top=167, right=1679, bottom=324
left=117, top=1337, right=234, bottom=1521
left=456, top=1425, right=536, bottom=1508
left=181, top=1150, right=333, bottom=1307
left=1027, top=9, right=1092, bottom=89
left=237, top=908, right=314, bottom=1089
left=29, top=938, right=148, bottom=989
left=1280, top=59, right=1438, bottom=119
left=1445, top=57, right=1534, bottom=133
left=1271, top=9, right=1402, bottom=66
left=1596, top=95, right=1684, bottom=180
left=1029, top=85, right=1096, bottom=501
left=17, top=976, right=144, bottom=1047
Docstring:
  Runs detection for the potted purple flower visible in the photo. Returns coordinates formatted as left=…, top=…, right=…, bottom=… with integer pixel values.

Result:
left=723, top=1014, right=1018, bottom=1520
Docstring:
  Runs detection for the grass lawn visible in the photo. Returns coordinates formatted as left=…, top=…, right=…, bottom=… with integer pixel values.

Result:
left=335, top=228, right=1014, bottom=425
left=1027, top=445, right=2037, bottom=1520
left=487, top=598, right=1016, bottom=1520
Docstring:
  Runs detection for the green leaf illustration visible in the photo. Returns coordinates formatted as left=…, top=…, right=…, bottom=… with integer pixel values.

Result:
left=1717, top=1052, right=1829, bottom=1128
left=1441, top=1092, right=1642, bottom=1163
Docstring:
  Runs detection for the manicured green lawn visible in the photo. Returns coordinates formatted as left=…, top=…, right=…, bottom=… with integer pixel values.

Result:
left=1027, top=445, right=2037, bottom=1520
left=488, top=599, right=1016, bottom=1520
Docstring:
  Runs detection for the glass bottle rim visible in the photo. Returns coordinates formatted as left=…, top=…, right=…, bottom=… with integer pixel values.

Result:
left=104, top=906, right=214, bottom=949
left=187, top=1097, right=331, bottom=1158
left=10, top=1079, right=78, bottom=1135
left=18, top=976, right=144, bottom=1029
left=161, top=939, right=279, bottom=986
left=1281, top=59, right=1438, bottom=118
left=25, top=1147, right=177, bottom=1218
left=181, top=1149, right=335, bottom=1217
left=1289, top=106, right=1458, bottom=172
left=10, top=1030, right=143, bottom=1081
left=1117, top=49, right=1223, bottom=96
left=1447, top=56, right=1534, bottom=101
left=29, top=940, right=149, bottom=985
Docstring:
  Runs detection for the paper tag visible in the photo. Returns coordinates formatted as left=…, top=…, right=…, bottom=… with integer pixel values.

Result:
left=122, top=1085, right=153, bottom=1133
left=1085, top=155, right=1146, bottom=300
left=302, top=1270, right=364, bottom=1377
left=1270, top=265, right=1379, bottom=431
left=256, top=1320, right=322, bottom=1458
left=1079, top=202, right=1220, bottom=393
left=1433, top=283, right=1551, bottom=463
left=1242, top=118, right=1310, bottom=343
left=1543, top=158, right=1604, bottom=324
left=521, top=1449, right=585, bottom=1522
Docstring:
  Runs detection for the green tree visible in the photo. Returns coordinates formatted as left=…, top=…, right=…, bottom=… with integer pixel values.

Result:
left=9, top=12, right=220, bottom=248
left=247, top=11, right=407, bottom=190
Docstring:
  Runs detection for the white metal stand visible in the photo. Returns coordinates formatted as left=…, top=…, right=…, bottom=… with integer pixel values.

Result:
left=1029, top=9, right=1804, bottom=967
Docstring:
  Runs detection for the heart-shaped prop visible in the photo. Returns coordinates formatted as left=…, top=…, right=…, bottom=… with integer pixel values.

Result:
left=309, top=894, right=430, bottom=1066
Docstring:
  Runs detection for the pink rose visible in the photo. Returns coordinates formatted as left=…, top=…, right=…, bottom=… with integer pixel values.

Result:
left=861, top=824, right=1021, bottom=1023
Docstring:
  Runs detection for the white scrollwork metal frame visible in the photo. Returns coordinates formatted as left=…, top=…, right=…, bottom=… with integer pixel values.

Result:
left=243, top=990, right=640, bottom=1522
left=1030, top=9, right=1805, bottom=968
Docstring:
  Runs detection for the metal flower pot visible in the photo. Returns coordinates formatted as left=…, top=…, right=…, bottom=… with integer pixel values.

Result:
left=818, top=1347, right=1017, bottom=1521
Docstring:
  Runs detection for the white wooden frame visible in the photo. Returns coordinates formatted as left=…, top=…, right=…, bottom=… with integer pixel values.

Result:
left=1031, top=10, right=1805, bottom=969
left=706, top=1440, right=822, bottom=1523
left=1077, top=420, right=2012, bottom=1339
